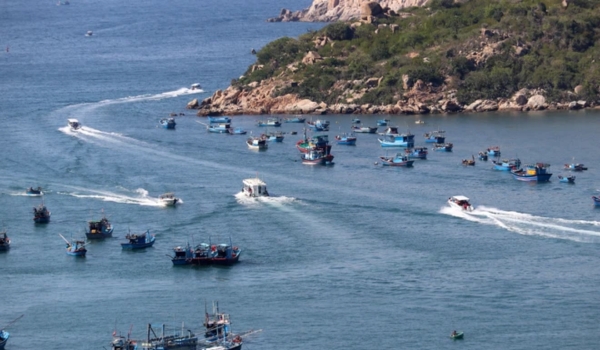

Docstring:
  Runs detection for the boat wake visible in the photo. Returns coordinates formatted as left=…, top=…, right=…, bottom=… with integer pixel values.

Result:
left=440, top=205, right=600, bottom=243
left=234, top=192, right=297, bottom=206
left=58, top=187, right=164, bottom=207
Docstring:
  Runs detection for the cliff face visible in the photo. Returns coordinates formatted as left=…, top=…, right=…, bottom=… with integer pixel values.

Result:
left=269, top=0, right=429, bottom=22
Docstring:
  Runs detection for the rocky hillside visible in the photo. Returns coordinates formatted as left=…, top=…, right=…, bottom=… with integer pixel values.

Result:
left=189, top=0, right=600, bottom=116
left=268, top=0, right=430, bottom=22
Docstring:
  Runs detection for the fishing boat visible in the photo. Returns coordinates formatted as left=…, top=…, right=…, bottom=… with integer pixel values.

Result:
left=351, top=125, right=378, bottom=133
left=301, top=149, right=334, bottom=165
left=246, top=137, right=267, bottom=150
left=306, top=119, right=330, bottom=131
left=86, top=213, right=113, bottom=239
left=68, top=118, right=82, bottom=130
left=378, top=126, right=400, bottom=135
left=59, top=234, right=87, bottom=256
left=511, top=163, right=552, bottom=182
left=415, top=119, right=425, bottom=124
left=296, top=134, right=331, bottom=154
left=423, top=130, right=445, bottom=143
left=228, top=127, right=247, bottom=135
left=448, top=196, right=474, bottom=211
left=25, top=186, right=44, bottom=196
left=0, top=231, right=10, bottom=251
left=478, top=151, right=488, bottom=161
left=242, top=177, right=269, bottom=197
left=0, top=315, right=23, bottom=350
left=378, top=133, right=415, bottom=148
left=335, top=133, right=357, bottom=145
left=262, top=131, right=284, bottom=142
left=486, top=146, right=501, bottom=157
left=141, top=323, right=198, bottom=350
left=461, top=156, right=476, bottom=166
left=33, top=203, right=51, bottom=223
left=351, top=118, right=361, bottom=124
left=377, top=119, right=390, bottom=126
left=284, top=116, right=306, bottom=123
left=160, top=117, right=176, bottom=129
left=256, top=118, right=281, bottom=127
left=171, top=238, right=241, bottom=266
left=450, top=331, right=464, bottom=340
left=492, top=158, right=521, bottom=171
left=379, top=153, right=414, bottom=167
left=208, top=123, right=231, bottom=133
left=201, top=302, right=243, bottom=350
left=592, top=196, right=600, bottom=206
left=564, top=163, right=588, bottom=171
left=159, top=192, right=180, bottom=206
left=111, top=333, right=137, bottom=350
left=121, top=230, right=155, bottom=250
left=405, top=147, right=428, bottom=160
left=558, top=175, right=575, bottom=184
left=207, top=116, right=231, bottom=123
left=432, top=143, right=453, bottom=152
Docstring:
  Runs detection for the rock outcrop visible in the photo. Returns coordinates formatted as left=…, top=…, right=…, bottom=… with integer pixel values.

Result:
left=268, top=0, right=429, bottom=22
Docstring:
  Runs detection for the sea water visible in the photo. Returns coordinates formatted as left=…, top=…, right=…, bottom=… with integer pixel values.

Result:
left=1, top=1, right=600, bottom=349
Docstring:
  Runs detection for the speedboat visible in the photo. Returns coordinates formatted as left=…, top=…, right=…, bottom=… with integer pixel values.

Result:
left=68, top=119, right=81, bottom=130
left=448, top=195, right=474, bottom=211
left=26, top=186, right=44, bottom=196
left=85, top=30, right=93, bottom=37
left=159, top=192, right=180, bottom=206
left=564, top=163, right=587, bottom=171
left=191, top=83, right=202, bottom=90
left=242, top=177, right=269, bottom=197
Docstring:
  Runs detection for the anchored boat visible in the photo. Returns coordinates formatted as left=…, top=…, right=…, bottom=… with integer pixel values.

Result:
left=86, top=212, right=113, bottom=239
left=511, top=163, right=552, bottom=182
left=59, top=234, right=87, bottom=256
left=160, top=117, right=176, bottom=129
left=379, top=153, right=414, bottom=167
left=335, top=133, right=357, bottom=145
left=0, top=230, right=10, bottom=251
left=171, top=237, right=241, bottom=266
left=33, top=203, right=51, bottom=223
left=121, top=230, right=155, bottom=250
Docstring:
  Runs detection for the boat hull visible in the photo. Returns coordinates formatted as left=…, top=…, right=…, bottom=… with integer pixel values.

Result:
left=66, top=249, right=87, bottom=256
left=121, top=241, right=155, bottom=250
left=379, top=157, right=414, bottom=167
left=558, top=176, right=575, bottom=184
left=207, top=117, right=231, bottom=123
left=34, top=217, right=50, bottom=224
left=593, top=196, right=600, bottom=206
left=0, top=330, right=9, bottom=349
left=450, top=332, right=464, bottom=340
left=86, top=229, right=113, bottom=239
left=511, top=173, right=552, bottom=182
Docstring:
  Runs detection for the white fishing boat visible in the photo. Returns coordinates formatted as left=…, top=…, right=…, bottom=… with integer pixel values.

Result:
left=448, top=195, right=474, bottom=211
left=241, top=177, right=269, bottom=197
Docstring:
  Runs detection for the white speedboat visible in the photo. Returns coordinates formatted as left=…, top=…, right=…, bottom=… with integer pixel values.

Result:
left=448, top=195, right=474, bottom=211
left=159, top=192, right=180, bottom=206
left=68, top=119, right=81, bottom=130
left=242, top=177, right=269, bottom=197
left=85, top=31, right=93, bottom=36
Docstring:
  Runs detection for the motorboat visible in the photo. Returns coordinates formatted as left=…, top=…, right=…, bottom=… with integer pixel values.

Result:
left=558, top=175, right=575, bottom=184
left=242, top=177, right=269, bottom=197
left=26, top=186, right=44, bottom=196
left=191, top=83, right=202, bottom=90
left=448, top=195, right=474, bottom=211
left=68, top=119, right=82, bottom=130
left=160, top=117, right=176, bottom=129
left=159, top=192, right=180, bottom=206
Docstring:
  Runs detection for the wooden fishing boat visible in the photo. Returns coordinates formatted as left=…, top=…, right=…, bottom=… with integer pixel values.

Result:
left=493, top=158, right=521, bottom=171
left=379, top=153, right=414, bottom=167
left=171, top=237, right=241, bottom=266
left=0, top=231, right=10, bottom=251
left=306, top=119, right=330, bottom=131
left=33, top=203, right=51, bottom=223
left=59, top=234, right=87, bottom=256
left=160, top=117, right=176, bottom=129
left=246, top=137, right=267, bottom=150
left=378, top=133, right=415, bottom=148
left=432, top=143, right=453, bottom=152
left=564, top=163, right=587, bottom=171
left=208, top=123, right=231, bottom=133
left=424, top=130, right=445, bottom=143
left=296, top=134, right=331, bottom=153
left=478, top=151, right=488, bottom=161
left=301, top=149, right=334, bottom=165
left=511, top=163, right=552, bottom=182
left=450, top=331, right=464, bottom=340
left=405, top=147, right=428, bottom=159
left=0, top=315, right=23, bottom=350
left=461, top=156, right=476, bottom=166
left=284, top=116, right=306, bottom=123
left=486, top=146, right=501, bottom=157
left=86, top=212, right=113, bottom=239
left=335, top=133, right=357, bottom=145
left=121, top=230, right=155, bottom=250
left=201, top=302, right=244, bottom=350
left=351, top=125, right=377, bottom=134
left=262, top=131, right=284, bottom=142
left=558, top=175, right=575, bottom=184
left=377, top=119, right=390, bottom=126
left=592, top=196, right=600, bottom=206
left=256, top=118, right=281, bottom=127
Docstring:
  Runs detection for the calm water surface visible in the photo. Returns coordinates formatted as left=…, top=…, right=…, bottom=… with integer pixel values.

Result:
left=1, top=1, right=600, bottom=349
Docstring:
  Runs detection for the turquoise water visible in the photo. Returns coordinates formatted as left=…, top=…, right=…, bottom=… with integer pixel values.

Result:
left=2, top=1, right=600, bottom=349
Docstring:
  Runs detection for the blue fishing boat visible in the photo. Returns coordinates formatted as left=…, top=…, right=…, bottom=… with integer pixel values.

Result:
left=86, top=213, right=113, bottom=239
left=377, top=119, right=390, bottom=126
left=202, top=302, right=244, bottom=350
left=256, top=118, right=281, bottom=127
left=228, top=127, right=247, bottom=135
left=335, top=133, right=357, bottom=145
left=0, top=315, right=23, bottom=350
left=171, top=237, right=241, bottom=266
left=306, top=119, right=330, bottom=131
left=301, top=149, right=334, bottom=165
left=593, top=196, right=600, bottom=206
left=160, top=117, right=176, bottom=129
left=478, top=151, right=488, bottom=161
left=207, top=116, right=231, bottom=123
left=207, top=123, right=231, bottom=133
left=377, top=133, right=415, bottom=148
left=33, top=203, right=51, bottom=223
left=25, top=186, right=44, bottom=196
left=263, top=131, right=284, bottom=142
left=423, top=130, right=445, bottom=143
left=511, top=163, right=552, bottom=182
left=378, top=153, right=414, bottom=167
left=432, top=143, right=453, bottom=152
left=121, top=230, right=155, bottom=250
left=564, top=163, right=587, bottom=171
left=284, top=116, right=306, bottom=123
left=145, top=323, right=198, bottom=350
left=296, top=133, right=331, bottom=154
left=492, top=158, right=521, bottom=171
left=0, top=231, right=10, bottom=251
left=59, top=234, right=87, bottom=256
left=486, top=146, right=501, bottom=157
left=558, top=175, right=575, bottom=184
left=405, top=147, right=428, bottom=159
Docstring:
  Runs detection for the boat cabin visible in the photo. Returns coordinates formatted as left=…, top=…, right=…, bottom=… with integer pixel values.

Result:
left=191, top=83, right=202, bottom=90
left=449, top=195, right=472, bottom=209
left=242, top=177, right=269, bottom=197
left=68, top=119, right=81, bottom=130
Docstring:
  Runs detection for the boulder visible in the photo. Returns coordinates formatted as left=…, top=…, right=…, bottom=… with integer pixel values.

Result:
left=527, top=94, right=547, bottom=110
left=440, top=100, right=463, bottom=113
left=568, top=101, right=580, bottom=110
left=365, top=77, right=380, bottom=88
left=574, top=85, right=584, bottom=95
left=513, top=93, right=527, bottom=106
left=361, top=2, right=384, bottom=18
left=186, top=98, right=199, bottom=109
left=286, top=99, right=319, bottom=114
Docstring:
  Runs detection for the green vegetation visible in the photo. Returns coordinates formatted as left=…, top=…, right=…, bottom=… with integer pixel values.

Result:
left=239, top=0, right=600, bottom=105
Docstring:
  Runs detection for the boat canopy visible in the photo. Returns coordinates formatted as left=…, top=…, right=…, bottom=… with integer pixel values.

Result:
left=68, top=119, right=79, bottom=123
left=451, top=195, right=470, bottom=201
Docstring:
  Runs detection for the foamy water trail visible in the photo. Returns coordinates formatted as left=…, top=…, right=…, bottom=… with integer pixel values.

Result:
left=234, top=192, right=297, bottom=206
left=440, top=205, right=600, bottom=243
left=57, top=187, right=164, bottom=207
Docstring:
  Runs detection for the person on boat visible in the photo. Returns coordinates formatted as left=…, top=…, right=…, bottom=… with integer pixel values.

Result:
left=451, top=330, right=457, bottom=336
